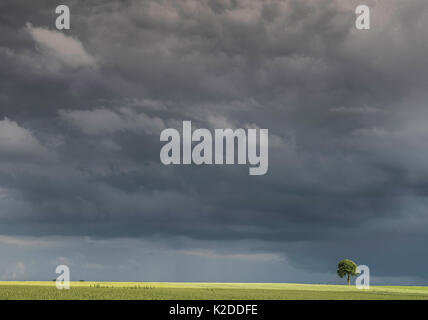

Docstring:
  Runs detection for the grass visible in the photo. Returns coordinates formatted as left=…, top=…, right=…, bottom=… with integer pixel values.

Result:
left=1, top=281, right=428, bottom=300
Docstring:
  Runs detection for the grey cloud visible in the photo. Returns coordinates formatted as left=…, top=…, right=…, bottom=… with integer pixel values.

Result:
left=59, top=107, right=166, bottom=135
left=0, top=117, right=55, bottom=162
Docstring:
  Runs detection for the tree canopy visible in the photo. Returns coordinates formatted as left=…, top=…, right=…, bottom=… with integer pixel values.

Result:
left=337, top=259, right=358, bottom=285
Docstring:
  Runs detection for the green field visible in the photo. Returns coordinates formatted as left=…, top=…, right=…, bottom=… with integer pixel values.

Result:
left=1, top=281, right=428, bottom=299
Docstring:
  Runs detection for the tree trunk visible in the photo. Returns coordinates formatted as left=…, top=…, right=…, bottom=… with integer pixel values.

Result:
left=347, top=274, right=350, bottom=286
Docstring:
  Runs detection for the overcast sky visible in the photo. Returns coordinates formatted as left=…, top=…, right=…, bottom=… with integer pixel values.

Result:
left=0, top=0, right=428, bottom=285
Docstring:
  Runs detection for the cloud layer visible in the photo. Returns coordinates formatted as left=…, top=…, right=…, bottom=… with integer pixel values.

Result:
left=1, top=0, right=428, bottom=283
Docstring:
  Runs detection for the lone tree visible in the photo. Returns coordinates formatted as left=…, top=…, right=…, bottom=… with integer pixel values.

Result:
left=337, top=259, right=358, bottom=285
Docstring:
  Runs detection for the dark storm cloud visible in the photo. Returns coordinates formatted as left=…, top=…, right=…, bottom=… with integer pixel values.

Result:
left=1, top=0, right=428, bottom=282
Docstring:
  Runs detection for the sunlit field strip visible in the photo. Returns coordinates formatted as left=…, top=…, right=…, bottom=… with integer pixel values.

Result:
left=1, top=281, right=428, bottom=295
